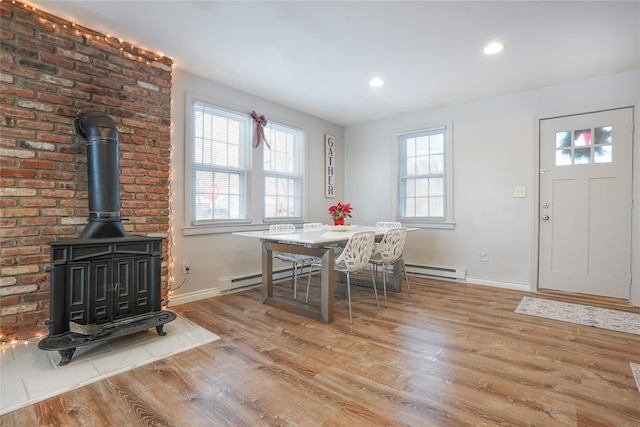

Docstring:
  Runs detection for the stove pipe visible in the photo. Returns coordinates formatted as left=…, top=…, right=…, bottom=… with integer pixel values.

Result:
left=75, top=111, right=127, bottom=239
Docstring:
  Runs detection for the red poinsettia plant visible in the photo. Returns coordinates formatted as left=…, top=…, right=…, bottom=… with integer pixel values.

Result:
left=328, top=202, right=352, bottom=225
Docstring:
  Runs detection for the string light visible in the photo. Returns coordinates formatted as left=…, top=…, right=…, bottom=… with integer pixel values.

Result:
left=1, top=334, right=45, bottom=349
left=1, top=0, right=175, bottom=344
left=5, top=0, right=174, bottom=67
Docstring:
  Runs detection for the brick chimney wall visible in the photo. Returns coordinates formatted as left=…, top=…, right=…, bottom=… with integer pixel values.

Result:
left=0, top=2, right=173, bottom=342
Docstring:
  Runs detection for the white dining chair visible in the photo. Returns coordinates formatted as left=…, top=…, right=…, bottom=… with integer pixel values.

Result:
left=375, top=221, right=402, bottom=230
left=369, top=227, right=411, bottom=307
left=271, top=223, right=321, bottom=300
left=309, top=230, right=378, bottom=324
left=303, top=222, right=325, bottom=232
left=270, top=224, right=303, bottom=299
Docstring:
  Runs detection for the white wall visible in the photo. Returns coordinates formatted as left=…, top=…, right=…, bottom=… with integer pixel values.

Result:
left=169, top=70, right=345, bottom=304
left=345, top=70, right=640, bottom=303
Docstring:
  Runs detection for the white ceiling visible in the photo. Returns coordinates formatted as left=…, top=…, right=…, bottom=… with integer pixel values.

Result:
left=34, top=1, right=640, bottom=126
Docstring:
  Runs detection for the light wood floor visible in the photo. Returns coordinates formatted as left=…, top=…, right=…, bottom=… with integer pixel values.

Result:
left=3, top=277, right=640, bottom=426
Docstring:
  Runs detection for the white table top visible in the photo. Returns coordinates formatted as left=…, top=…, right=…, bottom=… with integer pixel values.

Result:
left=233, top=225, right=385, bottom=246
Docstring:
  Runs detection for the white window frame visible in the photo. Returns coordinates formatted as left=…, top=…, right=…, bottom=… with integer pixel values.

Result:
left=396, top=122, right=455, bottom=229
left=183, top=93, right=308, bottom=235
left=186, top=97, right=251, bottom=229
left=263, top=121, right=305, bottom=221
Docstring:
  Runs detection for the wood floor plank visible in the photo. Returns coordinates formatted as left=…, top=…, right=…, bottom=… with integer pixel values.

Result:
left=2, top=277, right=639, bottom=426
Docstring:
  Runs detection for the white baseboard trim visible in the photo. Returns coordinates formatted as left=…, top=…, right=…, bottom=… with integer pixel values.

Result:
left=167, top=273, right=532, bottom=307
left=167, top=287, right=220, bottom=307
left=466, top=277, right=532, bottom=292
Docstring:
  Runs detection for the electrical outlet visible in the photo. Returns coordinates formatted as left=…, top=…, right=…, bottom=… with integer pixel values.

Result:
left=480, top=251, right=488, bottom=262
left=513, top=186, right=527, bottom=198
left=183, top=261, right=191, bottom=274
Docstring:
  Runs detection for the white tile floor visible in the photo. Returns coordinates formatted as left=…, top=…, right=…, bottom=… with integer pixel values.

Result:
left=0, top=315, right=220, bottom=415
left=632, top=363, right=640, bottom=393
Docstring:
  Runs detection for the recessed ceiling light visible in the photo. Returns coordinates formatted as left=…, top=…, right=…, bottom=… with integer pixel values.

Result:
left=483, top=42, right=505, bottom=55
left=369, top=78, right=384, bottom=87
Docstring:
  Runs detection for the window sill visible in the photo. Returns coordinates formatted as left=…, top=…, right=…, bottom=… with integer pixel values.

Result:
left=399, top=221, right=456, bottom=230
left=182, top=220, right=306, bottom=236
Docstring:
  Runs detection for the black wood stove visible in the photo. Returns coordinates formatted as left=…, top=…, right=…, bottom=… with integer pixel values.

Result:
left=39, top=111, right=175, bottom=365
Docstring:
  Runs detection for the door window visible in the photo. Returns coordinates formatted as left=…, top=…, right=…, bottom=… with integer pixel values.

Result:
left=555, top=125, right=613, bottom=166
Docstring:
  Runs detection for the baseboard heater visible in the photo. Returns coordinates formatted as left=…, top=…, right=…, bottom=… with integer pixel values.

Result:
left=218, top=268, right=296, bottom=294
left=404, top=263, right=466, bottom=281
left=219, top=263, right=466, bottom=294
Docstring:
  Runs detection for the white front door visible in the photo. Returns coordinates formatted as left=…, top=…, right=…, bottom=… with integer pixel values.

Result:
left=538, top=108, right=634, bottom=299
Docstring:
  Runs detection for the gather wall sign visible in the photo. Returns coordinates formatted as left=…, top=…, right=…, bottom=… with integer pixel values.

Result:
left=325, top=134, right=335, bottom=198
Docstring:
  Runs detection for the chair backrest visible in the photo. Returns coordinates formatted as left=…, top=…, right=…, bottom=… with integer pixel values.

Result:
left=303, top=222, right=325, bottom=231
left=335, top=231, right=376, bottom=273
left=269, top=224, right=296, bottom=234
left=375, top=227, right=407, bottom=263
left=376, top=221, right=401, bottom=230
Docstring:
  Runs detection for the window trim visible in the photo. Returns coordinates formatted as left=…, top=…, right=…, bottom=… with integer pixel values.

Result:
left=183, top=93, right=309, bottom=235
left=394, top=121, right=455, bottom=229
left=262, top=120, right=306, bottom=221
left=186, top=95, right=252, bottom=228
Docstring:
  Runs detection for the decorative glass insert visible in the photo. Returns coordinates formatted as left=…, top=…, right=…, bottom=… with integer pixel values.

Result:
left=554, top=125, right=613, bottom=166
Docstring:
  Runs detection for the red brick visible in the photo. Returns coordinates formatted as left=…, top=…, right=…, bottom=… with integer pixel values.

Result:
left=21, top=199, right=57, bottom=207
left=0, top=106, right=36, bottom=119
left=1, top=296, right=21, bottom=306
left=20, top=273, right=48, bottom=284
left=0, top=198, right=17, bottom=208
left=18, top=179, right=55, bottom=188
left=19, top=159, right=55, bottom=169
left=19, top=217, right=56, bottom=226
left=2, top=1, right=172, bottom=342
left=0, top=219, right=18, bottom=227
left=0, top=169, right=37, bottom=180
left=0, top=226, right=39, bottom=237
left=40, top=52, right=75, bottom=69
left=2, top=246, right=41, bottom=256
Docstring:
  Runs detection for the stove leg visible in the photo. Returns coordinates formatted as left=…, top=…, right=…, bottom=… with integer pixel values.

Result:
left=155, top=325, right=166, bottom=336
left=58, top=348, right=76, bottom=366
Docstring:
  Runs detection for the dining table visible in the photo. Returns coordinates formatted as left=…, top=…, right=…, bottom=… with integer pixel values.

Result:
left=233, top=225, right=409, bottom=323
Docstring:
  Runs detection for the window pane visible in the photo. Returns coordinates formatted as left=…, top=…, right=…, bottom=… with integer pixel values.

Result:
left=594, top=126, right=612, bottom=145
left=398, top=127, right=448, bottom=220
left=429, top=154, right=444, bottom=174
left=406, top=138, right=416, bottom=157
left=415, top=197, right=428, bottom=216
left=416, top=136, right=429, bottom=155
left=406, top=178, right=415, bottom=196
left=263, top=122, right=304, bottom=219
left=429, top=177, right=444, bottom=196
left=416, top=156, right=429, bottom=174
left=574, top=129, right=591, bottom=146
left=429, top=197, right=444, bottom=217
left=194, top=170, right=213, bottom=221
left=190, top=101, right=249, bottom=223
left=415, top=178, right=429, bottom=196
left=594, top=145, right=612, bottom=163
left=575, top=147, right=592, bottom=164
left=405, top=197, right=415, bottom=216
left=430, top=135, right=444, bottom=154
left=556, top=131, right=571, bottom=148
left=407, top=157, right=416, bottom=175
left=556, top=149, right=572, bottom=166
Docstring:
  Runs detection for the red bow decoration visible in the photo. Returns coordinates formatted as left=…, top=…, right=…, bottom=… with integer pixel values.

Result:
left=251, top=111, right=270, bottom=149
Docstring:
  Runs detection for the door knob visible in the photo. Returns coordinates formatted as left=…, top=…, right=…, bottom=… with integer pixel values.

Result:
left=542, top=215, right=550, bottom=221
